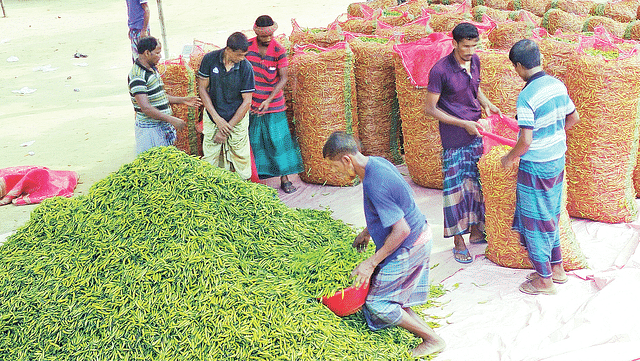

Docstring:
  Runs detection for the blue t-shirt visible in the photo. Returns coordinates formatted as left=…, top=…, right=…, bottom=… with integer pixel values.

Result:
left=363, top=157, right=426, bottom=266
left=516, top=72, right=576, bottom=162
left=126, top=0, right=148, bottom=30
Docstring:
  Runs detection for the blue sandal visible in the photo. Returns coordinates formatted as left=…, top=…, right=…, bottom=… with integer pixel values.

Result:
left=453, top=248, right=473, bottom=264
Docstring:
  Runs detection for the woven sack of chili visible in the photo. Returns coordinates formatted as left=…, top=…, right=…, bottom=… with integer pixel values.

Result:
left=535, top=35, right=578, bottom=78
left=509, top=0, right=550, bottom=17
left=478, top=145, right=588, bottom=270
left=473, top=6, right=542, bottom=26
left=339, top=17, right=378, bottom=34
left=591, top=0, right=640, bottom=23
left=377, top=9, right=416, bottom=26
left=347, top=36, right=403, bottom=163
left=157, top=58, right=201, bottom=156
left=583, top=15, right=627, bottom=38
left=290, top=19, right=345, bottom=48
left=471, top=0, right=512, bottom=11
left=392, top=33, right=455, bottom=189
left=290, top=43, right=359, bottom=186
left=274, top=34, right=298, bottom=138
left=625, top=20, right=640, bottom=40
left=393, top=0, right=434, bottom=17
left=487, top=21, right=538, bottom=50
left=545, top=0, right=596, bottom=16
left=428, top=0, right=469, bottom=4
left=188, top=39, right=220, bottom=76
left=428, top=13, right=496, bottom=42
left=477, top=49, right=525, bottom=117
left=563, top=39, right=640, bottom=223
left=542, top=9, right=589, bottom=34
left=348, top=0, right=398, bottom=18
left=375, top=15, right=431, bottom=43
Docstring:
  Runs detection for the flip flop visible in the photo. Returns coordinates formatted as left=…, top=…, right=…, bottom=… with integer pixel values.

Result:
left=280, top=181, right=297, bottom=194
left=469, top=236, right=487, bottom=244
left=452, top=248, right=472, bottom=264
left=519, top=280, right=557, bottom=295
left=526, top=272, right=568, bottom=284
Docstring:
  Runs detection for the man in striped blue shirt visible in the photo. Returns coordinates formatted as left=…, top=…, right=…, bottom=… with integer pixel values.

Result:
left=501, top=39, right=580, bottom=296
left=128, top=37, right=201, bottom=154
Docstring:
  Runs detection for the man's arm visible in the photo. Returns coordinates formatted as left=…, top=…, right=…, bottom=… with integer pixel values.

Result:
left=256, top=66, right=288, bottom=113
left=228, top=92, right=253, bottom=128
left=141, top=2, right=150, bottom=36
left=167, top=95, right=202, bottom=108
left=351, top=218, right=411, bottom=288
left=196, top=76, right=233, bottom=137
left=134, top=93, right=185, bottom=130
left=501, top=127, right=532, bottom=168
left=477, top=87, right=502, bottom=117
left=565, top=110, right=580, bottom=130
left=425, top=91, right=484, bottom=136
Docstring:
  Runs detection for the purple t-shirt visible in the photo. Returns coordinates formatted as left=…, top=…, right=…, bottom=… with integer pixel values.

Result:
left=363, top=157, right=426, bottom=267
left=126, top=0, right=148, bottom=30
left=427, top=51, right=482, bottom=149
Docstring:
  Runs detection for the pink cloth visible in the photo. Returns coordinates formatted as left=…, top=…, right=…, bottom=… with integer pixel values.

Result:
left=480, top=114, right=519, bottom=154
left=0, top=166, right=78, bottom=205
left=393, top=32, right=455, bottom=88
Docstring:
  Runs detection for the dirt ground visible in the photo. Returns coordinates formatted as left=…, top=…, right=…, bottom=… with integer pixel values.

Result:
left=0, top=0, right=367, bottom=234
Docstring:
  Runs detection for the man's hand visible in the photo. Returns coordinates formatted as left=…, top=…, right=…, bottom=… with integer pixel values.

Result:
left=256, top=99, right=272, bottom=114
left=463, top=120, right=485, bottom=137
left=168, top=117, right=186, bottom=131
left=215, top=120, right=233, bottom=137
left=352, top=229, right=371, bottom=253
left=213, top=130, right=227, bottom=144
left=501, top=154, right=517, bottom=169
left=182, top=96, right=202, bottom=108
left=351, top=258, right=376, bottom=289
left=484, top=102, right=502, bottom=117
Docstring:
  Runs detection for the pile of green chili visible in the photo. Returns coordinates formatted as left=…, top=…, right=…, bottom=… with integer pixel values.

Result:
left=0, top=147, right=445, bottom=360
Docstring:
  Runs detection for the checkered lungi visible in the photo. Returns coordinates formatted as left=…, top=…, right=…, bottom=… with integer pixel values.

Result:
left=442, top=136, right=485, bottom=238
left=362, top=224, right=433, bottom=331
left=512, top=156, right=565, bottom=278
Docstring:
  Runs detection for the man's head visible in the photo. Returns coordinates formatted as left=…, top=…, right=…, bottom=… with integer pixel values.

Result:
left=254, top=15, right=278, bottom=47
left=451, top=23, right=480, bottom=64
left=225, top=32, right=250, bottom=64
left=509, top=39, right=541, bottom=80
left=137, top=36, right=162, bottom=66
left=323, top=131, right=361, bottom=180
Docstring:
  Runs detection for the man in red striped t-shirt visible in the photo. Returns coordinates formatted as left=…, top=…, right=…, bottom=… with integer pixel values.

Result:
left=246, top=15, right=303, bottom=194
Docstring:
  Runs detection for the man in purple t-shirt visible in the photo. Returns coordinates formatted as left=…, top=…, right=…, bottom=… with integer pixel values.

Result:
left=425, top=23, right=502, bottom=264
left=126, top=0, right=150, bottom=62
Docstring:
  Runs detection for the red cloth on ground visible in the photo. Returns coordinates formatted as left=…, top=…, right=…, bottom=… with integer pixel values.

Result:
left=0, top=166, right=78, bottom=205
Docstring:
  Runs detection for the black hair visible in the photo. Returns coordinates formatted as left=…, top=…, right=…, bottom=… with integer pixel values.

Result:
left=137, top=36, right=159, bottom=55
left=322, top=131, right=360, bottom=160
left=226, top=32, right=250, bottom=52
left=509, top=39, right=541, bottom=69
left=451, top=23, right=479, bottom=43
left=255, top=15, right=275, bottom=27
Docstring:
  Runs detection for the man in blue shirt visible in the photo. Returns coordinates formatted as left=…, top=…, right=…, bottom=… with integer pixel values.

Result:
left=125, top=0, right=150, bottom=62
left=323, top=131, right=445, bottom=358
left=501, top=39, right=580, bottom=295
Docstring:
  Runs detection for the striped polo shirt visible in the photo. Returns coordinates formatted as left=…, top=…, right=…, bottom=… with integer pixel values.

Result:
left=517, top=71, right=576, bottom=163
left=245, top=37, right=288, bottom=113
left=128, top=60, right=172, bottom=124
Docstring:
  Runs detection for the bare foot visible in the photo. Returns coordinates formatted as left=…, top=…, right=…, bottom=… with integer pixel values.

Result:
left=411, top=336, right=446, bottom=358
